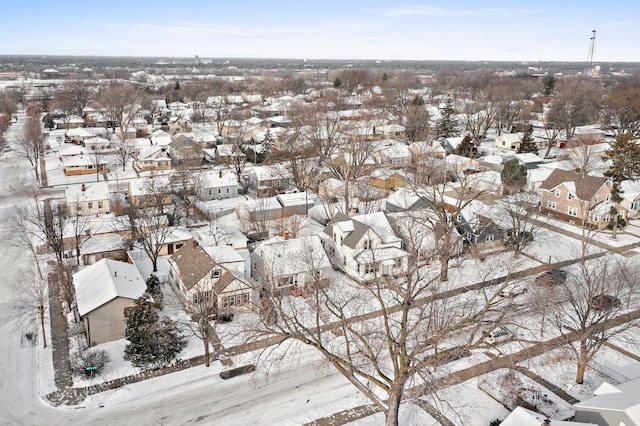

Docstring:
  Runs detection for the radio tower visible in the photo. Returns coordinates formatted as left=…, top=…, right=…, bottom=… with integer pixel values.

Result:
left=585, top=30, right=599, bottom=77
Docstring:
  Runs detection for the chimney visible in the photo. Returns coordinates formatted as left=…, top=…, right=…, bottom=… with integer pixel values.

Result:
left=191, top=239, right=198, bottom=249
left=283, top=230, right=290, bottom=240
left=219, top=170, right=223, bottom=178
left=541, top=420, right=551, bottom=426
left=81, top=183, right=86, bottom=192
left=114, top=270, right=117, bottom=278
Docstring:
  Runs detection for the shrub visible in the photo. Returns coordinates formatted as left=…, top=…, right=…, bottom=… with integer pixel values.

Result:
left=72, top=348, right=110, bottom=376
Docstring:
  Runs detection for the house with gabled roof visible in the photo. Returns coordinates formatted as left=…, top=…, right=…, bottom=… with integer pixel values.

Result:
left=373, top=139, right=412, bottom=169
left=167, top=241, right=254, bottom=312
left=538, top=169, right=623, bottom=229
left=322, top=211, right=409, bottom=283
left=247, top=165, right=291, bottom=197
left=168, top=134, right=201, bottom=165
left=65, top=182, right=110, bottom=216
left=199, top=169, right=239, bottom=201
left=73, top=259, right=146, bottom=345
left=251, top=235, right=332, bottom=292
left=134, top=145, right=171, bottom=172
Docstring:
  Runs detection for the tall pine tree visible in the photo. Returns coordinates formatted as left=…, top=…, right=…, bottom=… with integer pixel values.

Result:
left=603, top=132, right=640, bottom=238
left=435, top=97, right=458, bottom=138
left=517, top=127, right=538, bottom=155
left=124, top=293, right=186, bottom=369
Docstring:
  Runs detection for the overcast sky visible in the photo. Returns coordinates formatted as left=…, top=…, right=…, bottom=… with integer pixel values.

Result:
left=3, top=0, right=639, bottom=62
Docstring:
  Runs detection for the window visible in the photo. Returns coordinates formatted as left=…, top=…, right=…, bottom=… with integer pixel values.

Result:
left=88, top=202, right=93, bottom=209
left=277, top=275, right=295, bottom=288
left=226, top=188, right=229, bottom=193
left=98, top=201, right=103, bottom=208
left=567, top=193, right=575, bottom=200
left=394, top=258, right=402, bottom=268
left=363, top=239, right=371, bottom=250
left=546, top=201, right=557, bottom=210
left=606, top=193, right=611, bottom=201
left=568, top=207, right=578, bottom=217
left=485, top=234, right=495, bottom=242
left=193, top=291, right=211, bottom=304
left=361, top=263, right=376, bottom=274
left=632, top=201, right=639, bottom=211
left=211, top=269, right=221, bottom=278
left=77, top=205, right=82, bottom=211
left=555, top=189, right=561, bottom=198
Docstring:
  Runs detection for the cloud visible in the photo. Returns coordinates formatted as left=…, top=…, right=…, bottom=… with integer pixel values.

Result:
left=379, top=6, right=542, bottom=17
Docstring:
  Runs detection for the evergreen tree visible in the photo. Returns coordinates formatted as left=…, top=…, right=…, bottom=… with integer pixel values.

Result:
left=435, top=97, right=458, bottom=138
left=333, top=77, right=342, bottom=88
left=412, top=95, right=424, bottom=107
left=124, top=293, right=186, bottom=369
left=501, top=158, right=528, bottom=192
left=543, top=75, right=556, bottom=96
left=603, top=132, right=640, bottom=238
left=517, top=128, right=538, bottom=155
left=455, top=135, right=477, bottom=158
left=145, top=274, right=163, bottom=308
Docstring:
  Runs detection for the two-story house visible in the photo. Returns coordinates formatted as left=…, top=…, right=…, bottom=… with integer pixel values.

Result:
left=247, top=165, right=291, bottom=197
left=167, top=241, right=254, bottom=313
left=322, top=212, right=409, bottom=283
left=65, top=182, right=111, bottom=216
left=199, top=169, right=239, bottom=201
left=538, top=169, right=624, bottom=229
left=251, top=235, right=332, bottom=293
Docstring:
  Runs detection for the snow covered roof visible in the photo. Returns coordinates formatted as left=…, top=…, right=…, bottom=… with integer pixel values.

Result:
left=351, top=212, right=401, bottom=245
left=74, top=259, right=146, bottom=316
left=202, top=169, right=238, bottom=188
left=63, top=155, right=106, bottom=167
left=59, top=145, right=88, bottom=157
left=275, top=191, right=316, bottom=207
left=202, top=246, right=245, bottom=265
left=575, top=378, right=640, bottom=423
left=65, top=182, right=110, bottom=203
left=501, top=406, right=595, bottom=426
left=253, top=235, right=331, bottom=276
left=66, top=127, right=95, bottom=138
left=128, top=175, right=171, bottom=196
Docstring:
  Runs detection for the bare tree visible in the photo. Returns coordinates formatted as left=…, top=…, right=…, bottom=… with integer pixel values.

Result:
left=181, top=281, right=219, bottom=367
left=128, top=208, right=173, bottom=273
left=551, top=256, right=640, bottom=384
left=54, top=79, right=96, bottom=118
left=603, top=78, right=640, bottom=136
left=15, top=104, right=44, bottom=184
left=408, top=173, right=488, bottom=281
left=68, top=210, right=90, bottom=265
left=243, top=237, right=521, bottom=426
left=14, top=270, right=48, bottom=348
left=496, top=194, right=538, bottom=258
left=95, top=81, right=148, bottom=170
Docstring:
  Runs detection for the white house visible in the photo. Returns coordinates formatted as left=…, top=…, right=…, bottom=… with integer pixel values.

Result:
left=322, top=211, right=409, bottom=282
left=251, top=235, right=332, bottom=291
left=574, top=378, right=640, bottom=425
left=199, top=169, right=239, bottom=201
left=73, top=259, right=146, bottom=346
left=65, top=182, right=110, bottom=216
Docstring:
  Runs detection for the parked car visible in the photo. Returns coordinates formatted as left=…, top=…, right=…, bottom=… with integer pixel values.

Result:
left=499, top=282, right=528, bottom=298
left=482, top=326, right=513, bottom=345
left=591, top=294, right=621, bottom=311
left=534, top=269, right=567, bottom=287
